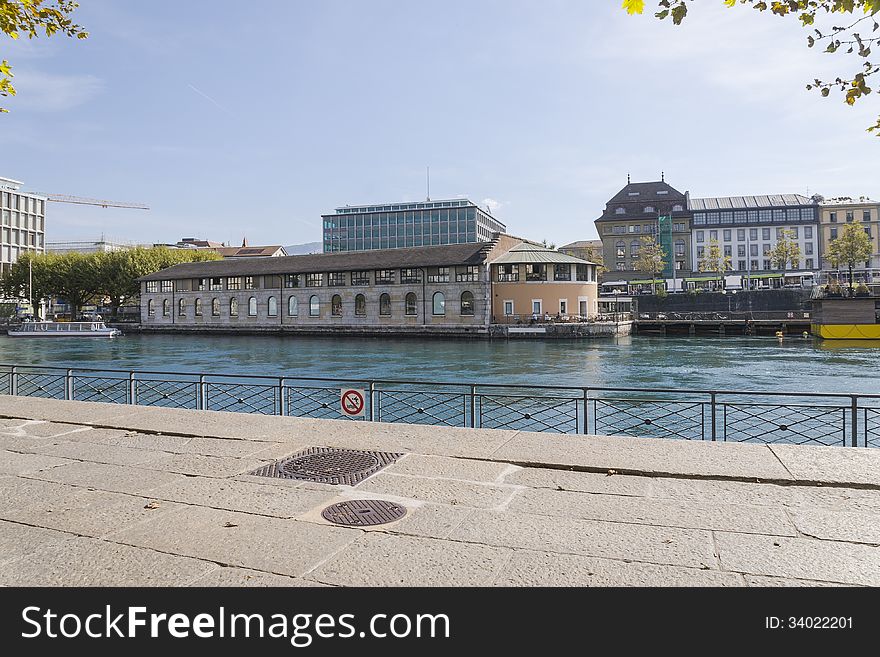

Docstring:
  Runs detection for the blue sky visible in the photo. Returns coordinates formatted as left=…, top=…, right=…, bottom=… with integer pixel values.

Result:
left=2, top=0, right=877, bottom=247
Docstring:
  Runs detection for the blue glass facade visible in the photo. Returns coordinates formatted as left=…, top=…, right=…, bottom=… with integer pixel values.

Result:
left=322, top=199, right=506, bottom=252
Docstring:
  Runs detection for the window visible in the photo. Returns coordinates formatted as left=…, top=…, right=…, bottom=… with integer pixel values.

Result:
left=227, top=277, right=241, bottom=291
left=554, top=264, right=571, bottom=281
left=829, top=212, right=837, bottom=223
left=697, top=246, right=705, bottom=258
left=456, top=266, right=479, bottom=282
left=178, top=298, right=186, bottom=316
left=162, top=299, right=170, bottom=316
left=865, top=228, right=873, bottom=239
left=375, top=269, right=395, bottom=284
left=525, top=264, right=546, bottom=281
left=738, top=260, right=746, bottom=271
left=864, top=210, right=872, bottom=222
left=846, top=211, right=854, bottom=222
left=309, top=295, right=319, bottom=316
left=776, top=227, right=784, bottom=240
left=696, top=231, right=704, bottom=243
left=675, top=240, right=685, bottom=256
left=288, top=296, right=298, bottom=316
left=268, top=296, right=278, bottom=317
left=497, top=264, right=519, bottom=282
left=503, top=300, right=513, bottom=316
left=762, top=228, right=771, bottom=240
left=693, top=214, right=706, bottom=226
left=616, top=262, right=626, bottom=271
left=559, top=300, right=567, bottom=315
left=673, top=223, right=685, bottom=232
left=146, top=281, right=158, bottom=293
left=160, top=280, right=173, bottom=293
left=616, top=241, right=626, bottom=258
left=738, top=245, right=746, bottom=257
left=427, top=267, right=449, bottom=283
left=331, top=294, right=342, bottom=316
left=327, top=272, right=346, bottom=287
left=762, top=244, right=771, bottom=256
left=709, top=230, right=718, bottom=241
left=805, top=226, right=813, bottom=239
left=460, top=291, right=475, bottom=316
left=211, top=298, right=220, bottom=316
left=630, top=240, right=640, bottom=256
left=248, top=297, right=257, bottom=316
left=194, top=298, right=202, bottom=316
left=306, top=273, right=323, bottom=287
left=576, top=264, right=590, bottom=281
left=405, top=292, right=417, bottom=316
left=627, top=192, right=640, bottom=196
left=400, top=268, right=421, bottom=284
left=379, top=293, right=391, bottom=316
left=351, top=271, right=370, bottom=286
left=750, top=244, right=758, bottom=256
left=749, top=228, right=758, bottom=241
left=806, top=258, right=814, bottom=269
left=147, top=299, right=155, bottom=316
left=805, top=242, right=814, bottom=255
left=229, top=298, right=238, bottom=317
left=532, top=300, right=542, bottom=314
left=830, top=228, right=838, bottom=240
left=763, top=261, right=772, bottom=270
left=244, top=276, right=256, bottom=290
left=672, top=204, right=684, bottom=212
left=790, top=227, right=798, bottom=238
left=614, top=207, right=625, bottom=215
left=723, top=245, right=732, bottom=257
left=751, top=260, right=759, bottom=271
left=723, top=230, right=731, bottom=242
left=284, top=274, right=300, bottom=288
left=210, top=277, right=222, bottom=291
left=628, top=224, right=641, bottom=233
left=432, top=292, right=445, bottom=315
left=737, top=229, right=746, bottom=241
left=355, top=294, right=366, bottom=316
left=643, top=206, right=654, bottom=213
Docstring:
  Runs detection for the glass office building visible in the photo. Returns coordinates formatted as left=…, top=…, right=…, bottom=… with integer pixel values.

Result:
left=322, top=199, right=506, bottom=252
left=1, top=177, right=47, bottom=276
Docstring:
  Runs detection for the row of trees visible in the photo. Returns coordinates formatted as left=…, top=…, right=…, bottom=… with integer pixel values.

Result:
left=0, top=247, right=219, bottom=319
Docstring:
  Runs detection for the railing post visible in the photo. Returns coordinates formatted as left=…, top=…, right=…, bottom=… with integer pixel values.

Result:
left=368, top=382, right=375, bottom=422
left=851, top=395, right=859, bottom=448
left=710, top=392, right=717, bottom=442
left=279, top=377, right=287, bottom=416
left=470, top=384, right=476, bottom=428
left=199, top=374, right=207, bottom=411
left=583, top=388, right=589, bottom=435
left=65, top=369, right=74, bottom=401
left=128, top=371, right=136, bottom=405
left=10, top=365, right=17, bottom=396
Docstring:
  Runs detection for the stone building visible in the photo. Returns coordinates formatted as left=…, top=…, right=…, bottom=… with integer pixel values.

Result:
left=818, top=197, right=880, bottom=282
left=139, top=235, right=597, bottom=336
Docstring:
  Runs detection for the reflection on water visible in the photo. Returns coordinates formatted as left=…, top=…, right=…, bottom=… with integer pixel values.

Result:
left=1, top=333, right=879, bottom=394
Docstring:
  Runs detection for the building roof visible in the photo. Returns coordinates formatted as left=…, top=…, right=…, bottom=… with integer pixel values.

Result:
left=607, top=180, right=687, bottom=204
left=491, top=242, right=595, bottom=266
left=559, top=240, right=602, bottom=250
left=141, top=241, right=497, bottom=281
left=214, top=245, right=287, bottom=258
left=689, top=194, right=815, bottom=211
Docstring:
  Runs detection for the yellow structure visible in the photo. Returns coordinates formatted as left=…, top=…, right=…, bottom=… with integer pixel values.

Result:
left=810, top=297, right=880, bottom=340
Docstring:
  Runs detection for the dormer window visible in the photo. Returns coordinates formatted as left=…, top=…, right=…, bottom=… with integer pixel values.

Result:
left=627, top=192, right=640, bottom=196
left=656, top=190, right=669, bottom=195
left=643, top=206, right=655, bottom=213
left=672, top=204, right=684, bottom=212
left=614, top=207, right=626, bottom=215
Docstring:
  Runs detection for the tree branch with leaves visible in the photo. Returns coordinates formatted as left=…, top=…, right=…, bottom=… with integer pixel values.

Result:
left=635, top=235, right=667, bottom=292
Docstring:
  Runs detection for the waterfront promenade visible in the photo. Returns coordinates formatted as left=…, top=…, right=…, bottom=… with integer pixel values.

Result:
left=2, top=395, right=880, bottom=586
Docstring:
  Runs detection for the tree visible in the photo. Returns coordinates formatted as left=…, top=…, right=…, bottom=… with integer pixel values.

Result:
left=769, top=229, right=802, bottom=271
left=623, top=1, right=880, bottom=136
left=1, top=250, right=54, bottom=316
left=635, top=235, right=667, bottom=292
left=1, top=1, right=88, bottom=113
left=827, top=221, right=873, bottom=288
left=582, top=243, right=607, bottom=275
left=698, top=237, right=731, bottom=288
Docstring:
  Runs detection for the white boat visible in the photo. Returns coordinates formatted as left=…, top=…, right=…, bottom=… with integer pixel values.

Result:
left=6, top=320, right=121, bottom=338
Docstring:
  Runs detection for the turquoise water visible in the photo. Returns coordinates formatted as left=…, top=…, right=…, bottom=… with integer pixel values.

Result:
left=0, top=333, right=878, bottom=394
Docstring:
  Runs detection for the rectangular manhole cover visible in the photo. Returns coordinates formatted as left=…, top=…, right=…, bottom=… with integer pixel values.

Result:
left=250, top=447, right=404, bottom=485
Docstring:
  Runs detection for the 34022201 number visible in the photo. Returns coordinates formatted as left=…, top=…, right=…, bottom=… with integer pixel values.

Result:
left=787, top=617, right=852, bottom=629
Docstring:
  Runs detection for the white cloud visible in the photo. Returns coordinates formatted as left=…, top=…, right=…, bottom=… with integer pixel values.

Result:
left=482, top=197, right=503, bottom=213
left=6, top=70, right=104, bottom=112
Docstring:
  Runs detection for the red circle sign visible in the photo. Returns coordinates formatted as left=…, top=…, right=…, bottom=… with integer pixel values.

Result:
left=340, top=389, right=365, bottom=416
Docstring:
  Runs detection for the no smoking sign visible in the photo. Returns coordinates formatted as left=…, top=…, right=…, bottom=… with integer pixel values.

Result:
left=340, top=388, right=366, bottom=417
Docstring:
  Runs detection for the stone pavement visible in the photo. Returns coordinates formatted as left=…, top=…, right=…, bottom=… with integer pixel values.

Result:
left=2, top=395, right=880, bottom=587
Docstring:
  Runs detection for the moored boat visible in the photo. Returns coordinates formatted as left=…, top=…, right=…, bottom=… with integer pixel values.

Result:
left=6, top=320, right=121, bottom=338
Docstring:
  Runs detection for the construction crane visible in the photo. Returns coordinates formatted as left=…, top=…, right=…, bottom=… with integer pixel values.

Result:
left=26, top=192, right=149, bottom=210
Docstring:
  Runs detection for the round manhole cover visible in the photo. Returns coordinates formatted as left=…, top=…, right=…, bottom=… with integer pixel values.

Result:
left=321, top=500, right=407, bottom=527
left=280, top=451, right=379, bottom=480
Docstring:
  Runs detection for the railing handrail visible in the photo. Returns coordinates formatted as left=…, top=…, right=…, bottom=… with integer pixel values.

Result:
left=1, top=362, right=878, bottom=400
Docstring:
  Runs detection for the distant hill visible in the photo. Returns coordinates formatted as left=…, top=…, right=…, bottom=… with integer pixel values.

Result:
left=284, top=241, right=322, bottom=255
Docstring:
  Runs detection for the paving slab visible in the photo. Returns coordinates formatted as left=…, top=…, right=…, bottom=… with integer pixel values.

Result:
left=0, top=536, right=216, bottom=586
left=111, top=505, right=359, bottom=578
left=386, top=453, right=514, bottom=482
left=493, top=432, right=794, bottom=481
left=493, top=550, right=744, bottom=586
left=31, top=440, right=165, bottom=466
left=135, top=451, right=270, bottom=478
left=715, top=532, right=880, bottom=586
left=788, top=508, right=880, bottom=545
left=505, top=466, right=654, bottom=497
left=357, top=472, right=519, bottom=509
left=0, top=520, right=74, bottom=566
left=0, top=395, right=141, bottom=424
left=0, top=449, right=73, bottom=476
left=29, top=461, right=191, bottom=495
left=744, top=575, right=849, bottom=587
left=770, top=444, right=880, bottom=487
left=508, top=487, right=796, bottom=536
left=190, top=567, right=329, bottom=587
left=62, top=427, right=194, bottom=451
left=450, top=510, right=718, bottom=568
left=307, top=533, right=511, bottom=586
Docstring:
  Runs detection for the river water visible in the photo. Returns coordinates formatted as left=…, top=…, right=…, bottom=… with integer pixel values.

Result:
left=1, top=333, right=878, bottom=395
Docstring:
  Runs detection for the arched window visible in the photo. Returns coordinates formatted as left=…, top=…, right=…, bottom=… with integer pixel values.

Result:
left=248, top=296, right=257, bottom=316
left=355, top=294, right=366, bottom=316
left=194, top=298, right=202, bottom=316
left=405, top=292, right=417, bottom=316
left=147, top=299, right=155, bottom=316
left=331, top=294, right=342, bottom=316
left=211, top=298, right=220, bottom=316
left=630, top=240, right=640, bottom=255
left=309, top=295, right=319, bottom=316
left=675, top=239, right=685, bottom=256
left=644, top=206, right=655, bottom=213
left=162, top=299, right=170, bottom=316
left=616, top=241, right=625, bottom=258
left=614, top=207, right=625, bottom=215
left=379, top=293, right=391, bottom=316
left=432, top=292, right=445, bottom=315
left=178, top=298, right=186, bottom=316
left=288, top=296, right=298, bottom=316
left=268, top=296, right=278, bottom=317
left=461, top=291, right=474, bottom=316
left=673, top=204, right=684, bottom=212
left=229, top=297, right=238, bottom=317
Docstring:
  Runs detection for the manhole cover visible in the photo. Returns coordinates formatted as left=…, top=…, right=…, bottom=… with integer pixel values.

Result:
left=250, top=447, right=403, bottom=485
left=322, top=500, right=407, bottom=527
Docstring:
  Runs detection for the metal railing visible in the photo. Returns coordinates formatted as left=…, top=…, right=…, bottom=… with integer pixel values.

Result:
left=0, top=362, right=877, bottom=448
left=636, top=311, right=811, bottom=322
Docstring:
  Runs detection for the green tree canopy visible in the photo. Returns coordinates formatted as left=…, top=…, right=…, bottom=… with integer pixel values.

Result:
left=1, top=1, right=88, bottom=112
left=769, top=229, right=802, bottom=271
left=698, top=237, right=732, bottom=283
left=826, top=221, right=873, bottom=285
left=635, top=235, right=667, bottom=291
left=623, top=0, right=880, bottom=135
